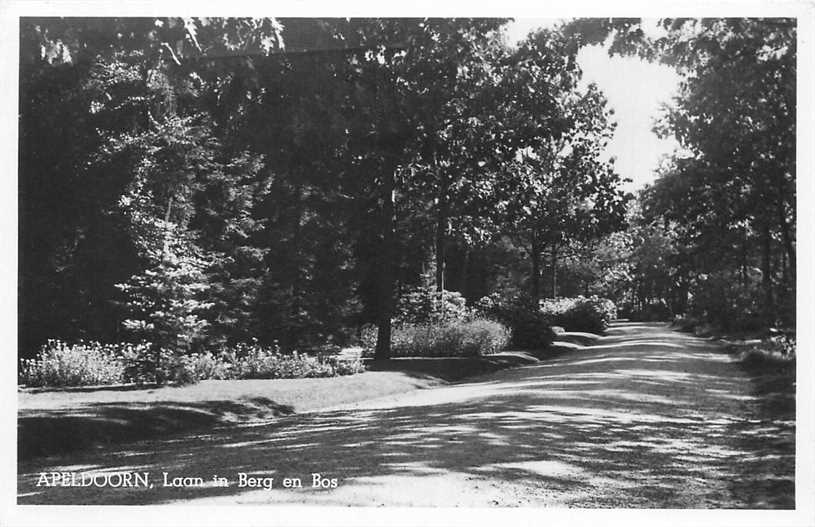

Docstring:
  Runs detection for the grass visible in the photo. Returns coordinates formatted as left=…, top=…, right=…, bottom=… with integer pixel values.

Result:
left=712, top=336, right=796, bottom=422
left=17, top=322, right=794, bottom=508
left=366, top=352, right=541, bottom=382
left=18, top=351, right=546, bottom=460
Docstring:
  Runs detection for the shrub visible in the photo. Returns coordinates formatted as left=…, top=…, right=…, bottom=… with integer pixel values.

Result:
left=119, top=343, right=167, bottom=384
left=474, top=293, right=554, bottom=349
left=321, top=355, right=367, bottom=376
left=169, top=351, right=235, bottom=384
left=672, top=314, right=699, bottom=332
left=458, top=318, right=512, bottom=356
left=19, top=339, right=366, bottom=388
left=394, top=285, right=468, bottom=324
left=733, top=332, right=796, bottom=372
left=363, top=318, right=510, bottom=357
left=359, top=323, right=379, bottom=351
left=117, top=344, right=213, bottom=385
left=229, top=342, right=365, bottom=379
left=687, top=270, right=772, bottom=332
left=539, top=296, right=617, bottom=334
left=597, top=297, right=618, bottom=323
left=631, top=301, right=672, bottom=322
left=19, top=340, right=126, bottom=387
left=119, top=342, right=367, bottom=384
left=768, top=331, right=796, bottom=357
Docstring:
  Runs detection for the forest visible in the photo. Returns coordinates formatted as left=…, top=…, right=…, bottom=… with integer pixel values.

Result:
left=18, top=17, right=796, bottom=385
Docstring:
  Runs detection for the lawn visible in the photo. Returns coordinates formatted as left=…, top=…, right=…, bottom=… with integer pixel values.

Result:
left=18, top=351, right=547, bottom=460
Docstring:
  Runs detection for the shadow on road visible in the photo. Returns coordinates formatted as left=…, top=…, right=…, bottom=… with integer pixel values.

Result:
left=18, top=398, right=296, bottom=460
left=18, top=322, right=794, bottom=508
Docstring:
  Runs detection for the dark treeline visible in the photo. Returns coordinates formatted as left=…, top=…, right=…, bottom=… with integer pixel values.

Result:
left=19, top=17, right=795, bottom=360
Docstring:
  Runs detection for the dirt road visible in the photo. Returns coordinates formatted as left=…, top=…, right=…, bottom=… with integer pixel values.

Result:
left=17, top=322, right=795, bottom=507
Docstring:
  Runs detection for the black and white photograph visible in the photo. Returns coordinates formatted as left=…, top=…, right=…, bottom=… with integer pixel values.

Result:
left=2, top=2, right=814, bottom=525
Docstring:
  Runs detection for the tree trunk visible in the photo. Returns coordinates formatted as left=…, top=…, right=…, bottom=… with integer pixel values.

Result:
left=551, top=243, right=558, bottom=298
left=374, top=160, right=397, bottom=361
left=740, top=226, right=748, bottom=288
left=677, top=272, right=689, bottom=314
left=373, top=66, right=399, bottom=361
left=460, top=246, right=470, bottom=300
left=155, top=195, right=174, bottom=383
left=529, top=232, right=541, bottom=304
left=290, top=183, right=305, bottom=348
left=435, top=196, right=447, bottom=293
left=761, top=222, right=775, bottom=325
left=777, top=200, right=795, bottom=284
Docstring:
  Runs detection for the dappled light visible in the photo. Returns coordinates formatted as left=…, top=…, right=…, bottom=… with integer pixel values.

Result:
left=18, top=322, right=794, bottom=507
left=16, top=16, right=796, bottom=515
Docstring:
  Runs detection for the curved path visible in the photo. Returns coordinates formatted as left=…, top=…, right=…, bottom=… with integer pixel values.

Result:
left=18, top=322, right=795, bottom=507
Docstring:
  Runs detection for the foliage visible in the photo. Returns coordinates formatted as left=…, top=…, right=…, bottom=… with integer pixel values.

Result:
left=727, top=332, right=796, bottom=376
left=18, top=338, right=366, bottom=387
left=474, top=293, right=555, bottom=349
left=19, top=17, right=793, bottom=363
left=566, top=18, right=796, bottom=330
left=497, top=83, right=631, bottom=302
left=225, top=342, right=364, bottom=379
left=118, top=343, right=172, bottom=384
left=394, top=285, right=468, bottom=325
left=539, top=296, right=617, bottom=334
left=628, top=301, right=673, bottom=322
left=116, top=227, right=213, bottom=354
left=19, top=340, right=127, bottom=387
left=17, top=17, right=630, bottom=361
left=685, top=270, right=766, bottom=332
left=18, top=340, right=206, bottom=387
left=764, top=332, right=796, bottom=358
left=671, top=314, right=699, bottom=332
left=169, top=351, right=233, bottom=384
left=362, top=318, right=510, bottom=357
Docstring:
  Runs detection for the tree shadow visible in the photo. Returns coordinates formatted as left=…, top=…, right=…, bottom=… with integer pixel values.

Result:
left=21, top=383, right=161, bottom=395
left=18, top=397, right=295, bottom=460
left=365, top=354, right=540, bottom=382
left=18, top=323, right=794, bottom=508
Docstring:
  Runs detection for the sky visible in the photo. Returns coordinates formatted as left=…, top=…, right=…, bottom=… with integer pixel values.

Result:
left=504, top=19, right=682, bottom=191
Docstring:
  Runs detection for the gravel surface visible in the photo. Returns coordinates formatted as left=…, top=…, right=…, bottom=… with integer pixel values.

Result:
left=18, top=322, right=794, bottom=507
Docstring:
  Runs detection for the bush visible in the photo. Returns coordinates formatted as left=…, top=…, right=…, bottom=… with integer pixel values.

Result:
left=19, top=340, right=127, bottom=387
left=672, top=314, right=699, bottom=332
left=736, top=330, right=795, bottom=356
left=687, top=270, right=771, bottom=332
left=359, top=324, right=379, bottom=351
left=458, top=319, right=512, bottom=356
left=626, top=300, right=672, bottom=322
left=233, top=343, right=322, bottom=378
left=117, top=344, right=219, bottom=385
left=395, top=285, right=468, bottom=324
left=733, top=332, right=796, bottom=372
left=474, top=293, right=554, bottom=350
left=539, top=296, right=616, bottom=334
left=119, top=344, right=170, bottom=384
left=19, top=339, right=366, bottom=387
left=363, top=318, right=510, bottom=357
left=322, top=355, right=367, bottom=376
left=229, top=342, right=365, bottom=379
left=169, top=351, right=236, bottom=384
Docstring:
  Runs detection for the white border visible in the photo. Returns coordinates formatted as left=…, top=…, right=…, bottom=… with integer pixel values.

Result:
left=1, top=1, right=813, bottom=526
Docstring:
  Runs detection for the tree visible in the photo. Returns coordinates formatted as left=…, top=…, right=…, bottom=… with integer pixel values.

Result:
left=19, top=18, right=284, bottom=357
left=654, top=19, right=795, bottom=326
left=499, top=77, right=629, bottom=302
left=565, top=17, right=796, bottom=328
left=19, top=17, right=649, bottom=362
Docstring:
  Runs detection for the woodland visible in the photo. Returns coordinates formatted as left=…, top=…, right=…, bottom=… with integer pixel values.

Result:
left=18, top=18, right=795, bottom=384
